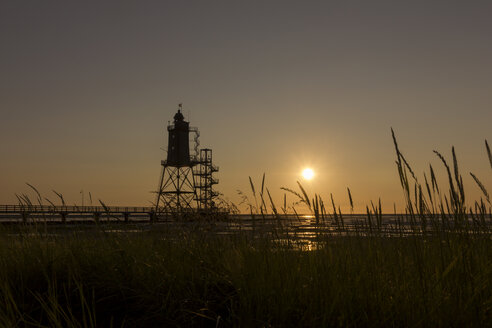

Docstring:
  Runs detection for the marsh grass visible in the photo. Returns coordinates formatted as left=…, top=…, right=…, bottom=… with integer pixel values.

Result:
left=2, top=132, right=492, bottom=327
left=1, top=226, right=492, bottom=327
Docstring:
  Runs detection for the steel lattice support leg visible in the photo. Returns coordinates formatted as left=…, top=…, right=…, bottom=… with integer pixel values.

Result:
left=155, top=165, right=197, bottom=217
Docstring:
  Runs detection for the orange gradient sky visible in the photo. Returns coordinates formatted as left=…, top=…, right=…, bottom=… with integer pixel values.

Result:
left=1, top=1, right=491, bottom=212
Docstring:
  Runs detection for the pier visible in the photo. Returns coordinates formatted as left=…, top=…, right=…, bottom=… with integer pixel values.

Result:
left=0, top=205, right=155, bottom=223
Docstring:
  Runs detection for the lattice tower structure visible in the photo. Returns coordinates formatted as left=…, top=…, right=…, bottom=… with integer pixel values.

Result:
left=155, top=108, right=197, bottom=214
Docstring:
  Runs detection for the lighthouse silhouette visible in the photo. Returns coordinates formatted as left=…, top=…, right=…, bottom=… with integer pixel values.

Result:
left=166, top=108, right=191, bottom=166
left=155, top=104, right=218, bottom=217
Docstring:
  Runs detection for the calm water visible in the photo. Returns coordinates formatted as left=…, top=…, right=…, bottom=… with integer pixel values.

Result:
left=3, top=213, right=489, bottom=249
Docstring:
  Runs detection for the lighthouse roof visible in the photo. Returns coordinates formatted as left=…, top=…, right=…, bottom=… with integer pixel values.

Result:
left=174, top=110, right=184, bottom=122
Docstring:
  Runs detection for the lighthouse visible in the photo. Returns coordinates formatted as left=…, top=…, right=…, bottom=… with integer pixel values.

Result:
left=155, top=104, right=219, bottom=217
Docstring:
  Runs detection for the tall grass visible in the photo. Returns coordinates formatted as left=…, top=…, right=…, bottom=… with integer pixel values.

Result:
left=1, top=132, right=491, bottom=326
left=240, top=131, right=491, bottom=236
left=0, top=225, right=491, bottom=326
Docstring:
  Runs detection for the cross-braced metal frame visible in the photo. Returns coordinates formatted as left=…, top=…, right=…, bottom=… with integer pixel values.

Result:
left=155, top=164, right=197, bottom=215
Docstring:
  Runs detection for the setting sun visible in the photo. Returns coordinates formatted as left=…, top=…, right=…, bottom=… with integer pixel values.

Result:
left=302, top=168, right=315, bottom=180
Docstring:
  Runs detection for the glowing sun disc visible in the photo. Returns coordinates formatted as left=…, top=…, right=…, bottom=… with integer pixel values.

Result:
left=302, top=168, right=315, bottom=180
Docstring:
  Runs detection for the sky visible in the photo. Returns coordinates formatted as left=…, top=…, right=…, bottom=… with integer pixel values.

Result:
left=1, top=0, right=491, bottom=212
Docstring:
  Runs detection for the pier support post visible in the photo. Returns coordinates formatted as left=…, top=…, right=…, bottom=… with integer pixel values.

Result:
left=21, top=212, right=29, bottom=223
left=123, top=212, right=129, bottom=223
left=94, top=212, right=100, bottom=223
left=59, top=212, right=67, bottom=223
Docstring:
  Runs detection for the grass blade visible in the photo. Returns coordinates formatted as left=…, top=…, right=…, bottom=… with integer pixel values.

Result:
left=486, top=139, right=492, bottom=169
left=470, top=172, right=490, bottom=205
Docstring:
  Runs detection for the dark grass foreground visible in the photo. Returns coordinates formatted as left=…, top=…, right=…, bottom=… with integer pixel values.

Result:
left=1, top=226, right=492, bottom=327
left=3, top=134, right=491, bottom=327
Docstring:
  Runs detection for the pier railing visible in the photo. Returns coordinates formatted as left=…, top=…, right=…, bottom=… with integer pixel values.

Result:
left=0, top=205, right=153, bottom=214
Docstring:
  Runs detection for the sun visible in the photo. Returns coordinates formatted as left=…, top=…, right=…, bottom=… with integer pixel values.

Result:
left=302, top=168, right=315, bottom=180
